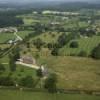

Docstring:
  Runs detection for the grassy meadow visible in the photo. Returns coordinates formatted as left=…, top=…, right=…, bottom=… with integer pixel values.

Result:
left=0, top=89, right=100, bottom=100
left=37, top=56, right=100, bottom=90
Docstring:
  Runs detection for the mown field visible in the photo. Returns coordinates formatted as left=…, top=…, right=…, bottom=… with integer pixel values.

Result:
left=60, top=36, right=100, bottom=56
left=0, top=89, right=100, bottom=100
left=37, top=56, right=100, bottom=90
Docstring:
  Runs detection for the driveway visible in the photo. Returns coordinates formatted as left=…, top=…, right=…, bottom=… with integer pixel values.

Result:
left=16, top=61, right=39, bottom=69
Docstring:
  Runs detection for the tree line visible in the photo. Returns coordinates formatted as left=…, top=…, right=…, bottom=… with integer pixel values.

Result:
left=0, top=10, right=33, bottom=27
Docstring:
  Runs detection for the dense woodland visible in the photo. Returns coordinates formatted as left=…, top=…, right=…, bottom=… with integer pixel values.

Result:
left=0, top=10, right=33, bottom=27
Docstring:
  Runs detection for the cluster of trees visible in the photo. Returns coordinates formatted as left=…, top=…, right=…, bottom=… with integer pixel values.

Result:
left=32, top=32, right=80, bottom=56
left=0, top=16, right=23, bottom=27
left=50, top=33, right=78, bottom=56
left=0, top=75, right=35, bottom=88
left=69, top=43, right=100, bottom=59
left=34, top=23, right=45, bottom=33
left=79, top=28, right=96, bottom=37
left=0, top=10, right=34, bottom=27
left=9, top=47, right=20, bottom=72
left=44, top=73, right=57, bottom=93
left=19, top=76, right=35, bottom=88
left=33, top=38, right=45, bottom=51
left=0, top=76, right=14, bottom=86
left=0, top=65, right=58, bottom=93
left=36, top=68, right=57, bottom=93
left=70, top=41, right=79, bottom=48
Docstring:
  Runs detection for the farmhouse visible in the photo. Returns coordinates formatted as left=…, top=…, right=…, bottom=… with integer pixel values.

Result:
left=19, top=56, right=36, bottom=65
left=51, top=22, right=60, bottom=25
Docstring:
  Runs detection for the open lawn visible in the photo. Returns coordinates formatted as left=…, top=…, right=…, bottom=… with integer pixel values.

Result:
left=37, top=56, right=100, bottom=90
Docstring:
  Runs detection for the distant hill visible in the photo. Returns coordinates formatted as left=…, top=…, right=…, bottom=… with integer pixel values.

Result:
left=0, top=1, right=100, bottom=11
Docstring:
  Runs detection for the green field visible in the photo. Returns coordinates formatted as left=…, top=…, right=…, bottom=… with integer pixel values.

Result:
left=0, top=89, right=100, bottom=100
left=0, top=33, right=15, bottom=43
left=31, top=31, right=100, bottom=56
left=0, top=64, right=36, bottom=79
left=60, top=36, right=100, bottom=56
left=0, top=31, right=32, bottom=44
left=0, top=55, right=37, bottom=79
left=17, top=31, right=33, bottom=39
left=23, top=18, right=40, bottom=25
left=32, top=32, right=63, bottom=44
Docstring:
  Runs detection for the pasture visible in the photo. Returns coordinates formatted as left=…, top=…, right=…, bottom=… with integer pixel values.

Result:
left=0, top=89, right=100, bottom=100
left=37, top=56, right=100, bottom=90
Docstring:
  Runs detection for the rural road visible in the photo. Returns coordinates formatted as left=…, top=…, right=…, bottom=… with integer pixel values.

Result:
left=16, top=61, right=39, bottom=69
left=2, top=62, right=40, bottom=70
left=14, top=29, right=23, bottom=41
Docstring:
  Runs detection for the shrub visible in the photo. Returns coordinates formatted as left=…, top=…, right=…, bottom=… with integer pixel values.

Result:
left=33, top=38, right=45, bottom=50
left=19, top=76, right=35, bottom=88
left=47, top=43, right=53, bottom=50
left=78, top=51, right=87, bottom=57
left=36, top=68, right=43, bottom=78
left=51, top=48, right=59, bottom=56
left=44, top=73, right=57, bottom=93
left=70, top=41, right=79, bottom=48
left=0, top=76, right=14, bottom=86
left=0, top=64, right=5, bottom=72
left=91, top=44, right=100, bottom=59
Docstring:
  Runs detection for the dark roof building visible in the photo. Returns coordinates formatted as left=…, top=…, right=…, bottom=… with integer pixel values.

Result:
left=20, top=56, right=36, bottom=65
